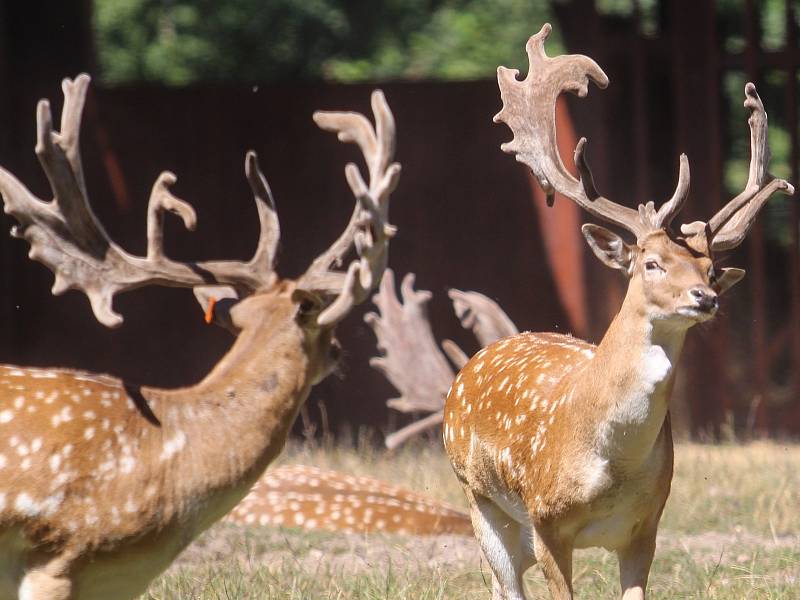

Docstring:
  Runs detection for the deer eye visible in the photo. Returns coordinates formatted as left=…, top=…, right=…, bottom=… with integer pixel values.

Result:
left=298, top=298, right=318, bottom=314
left=644, top=260, right=663, bottom=272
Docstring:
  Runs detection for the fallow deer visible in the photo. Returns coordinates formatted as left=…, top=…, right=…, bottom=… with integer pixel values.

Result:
left=226, top=464, right=473, bottom=535
left=0, top=74, right=400, bottom=599
left=442, top=24, right=794, bottom=600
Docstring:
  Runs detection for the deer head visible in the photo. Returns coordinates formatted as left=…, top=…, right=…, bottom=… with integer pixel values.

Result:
left=494, top=23, right=793, bottom=331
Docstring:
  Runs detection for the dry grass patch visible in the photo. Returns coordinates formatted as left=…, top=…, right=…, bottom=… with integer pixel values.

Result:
left=144, top=440, right=799, bottom=599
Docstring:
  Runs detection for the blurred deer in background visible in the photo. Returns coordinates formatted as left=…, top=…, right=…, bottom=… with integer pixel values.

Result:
left=0, top=74, right=400, bottom=600
left=226, top=464, right=473, bottom=535
left=443, top=24, right=794, bottom=600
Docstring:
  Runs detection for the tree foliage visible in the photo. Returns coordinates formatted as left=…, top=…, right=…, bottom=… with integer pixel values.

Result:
left=93, top=0, right=556, bottom=85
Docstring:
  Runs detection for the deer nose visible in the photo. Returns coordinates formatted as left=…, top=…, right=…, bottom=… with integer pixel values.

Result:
left=689, top=287, right=718, bottom=312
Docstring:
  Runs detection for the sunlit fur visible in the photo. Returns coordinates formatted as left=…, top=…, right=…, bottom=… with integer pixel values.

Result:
left=0, top=280, right=341, bottom=600
left=443, top=227, right=740, bottom=600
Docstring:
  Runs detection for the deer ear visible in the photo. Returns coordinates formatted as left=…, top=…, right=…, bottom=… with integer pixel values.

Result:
left=581, top=224, right=635, bottom=274
left=715, top=267, right=746, bottom=294
left=193, top=285, right=241, bottom=334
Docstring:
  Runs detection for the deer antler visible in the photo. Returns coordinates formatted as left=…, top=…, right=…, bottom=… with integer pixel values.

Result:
left=300, top=91, right=401, bottom=326
left=366, top=271, right=518, bottom=449
left=0, top=74, right=280, bottom=327
left=0, top=75, right=400, bottom=329
left=448, top=289, right=518, bottom=347
left=365, top=270, right=454, bottom=416
left=494, top=23, right=691, bottom=240
left=683, top=83, right=794, bottom=250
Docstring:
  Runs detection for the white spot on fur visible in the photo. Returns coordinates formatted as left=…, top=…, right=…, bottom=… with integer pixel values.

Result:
left=0, top=410, right=13, bottom=423
left=160, top=430, right=187, bottom=461
left=14, top=493, right=40, bottom=517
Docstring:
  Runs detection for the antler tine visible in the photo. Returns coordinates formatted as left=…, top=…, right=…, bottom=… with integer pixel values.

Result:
left=244, top=151, right=281, bottom=277
left=494, top=24, right=651, bottom=239
left=300, top=90, right=401, bottom=326
left=654, top=154, right=690, bottom=229
left=146, top=172, right=197, bottom=261
left=384, top=411, right=445, bottom=450
left=0, top=74, right=280, bottom=327
left=698, top=84, right=794, bottom=250
left=448, top=289, right=518, bottom=348
left=365, top=270, right=455, bottom=418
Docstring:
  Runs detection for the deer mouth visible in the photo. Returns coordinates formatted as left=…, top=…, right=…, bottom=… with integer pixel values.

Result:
left=677, top=305, right=717, bottom=321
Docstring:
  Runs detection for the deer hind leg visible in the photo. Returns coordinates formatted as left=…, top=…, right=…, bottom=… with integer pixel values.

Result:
left=467, top=492, right=534, bottom=600
left=533, top=525, right=573, bottom=600
left=617, top=525, right=657, bottom=600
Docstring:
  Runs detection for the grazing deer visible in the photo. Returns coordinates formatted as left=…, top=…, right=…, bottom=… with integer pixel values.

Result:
left=442, top=24, right=794, bottom=600
left=0, top=75, right=400, bottom=600
left=226, top=464, right=473, bottom=535
left=366, top=268, right=517, bottom=449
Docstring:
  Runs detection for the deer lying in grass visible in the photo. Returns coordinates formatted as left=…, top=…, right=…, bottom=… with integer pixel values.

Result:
left=226, top=464, right=473, bottom=535
left=442, top=24, right=793, bottom=600
left=0, top=75, right=400, bottom=600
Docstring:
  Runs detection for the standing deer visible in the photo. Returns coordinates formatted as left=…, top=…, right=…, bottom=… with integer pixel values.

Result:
left=443, top=24, right=794, bottom=600
left=0, top=74, right=400, bottom=599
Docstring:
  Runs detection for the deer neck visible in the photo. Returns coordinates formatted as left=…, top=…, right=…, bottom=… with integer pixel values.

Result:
left=149, top=318, right=316, bottom=524
left=583, top=285, right=688, bottom=464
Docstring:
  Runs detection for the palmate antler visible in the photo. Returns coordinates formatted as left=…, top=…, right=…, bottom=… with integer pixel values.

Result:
left=494, top=23, right=793, bottom=247
left=300, top=92, right=401, bottom=326
left=0, top=75, right=399, bottom=328
left=365, top=270, right=517, bottom=448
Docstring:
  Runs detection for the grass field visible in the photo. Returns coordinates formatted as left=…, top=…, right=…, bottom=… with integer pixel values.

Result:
left=144, top=440, right=799, bottom=599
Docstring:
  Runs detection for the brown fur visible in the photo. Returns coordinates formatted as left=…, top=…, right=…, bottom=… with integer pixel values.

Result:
left=443, top=230, right=730, bottom=599
left=0, top=282, right=338, bottom=600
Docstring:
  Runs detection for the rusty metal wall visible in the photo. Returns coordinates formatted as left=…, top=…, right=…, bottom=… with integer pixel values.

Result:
left=0, top=0, right=797, bottom=437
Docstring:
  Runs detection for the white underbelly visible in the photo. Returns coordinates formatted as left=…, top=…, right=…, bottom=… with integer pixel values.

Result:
left=572, top=471, right=660, bottom=551
left=573, top=504, right=642, bottom=550
left=491, top=489, right=530, bottom=526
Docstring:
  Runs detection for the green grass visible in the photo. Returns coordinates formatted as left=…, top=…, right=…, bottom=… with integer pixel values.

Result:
left=143, top=441, right=800, bottom=599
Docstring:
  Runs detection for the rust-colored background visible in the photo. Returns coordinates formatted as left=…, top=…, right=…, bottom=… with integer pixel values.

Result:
left=0, top=0, right=797, bottom=438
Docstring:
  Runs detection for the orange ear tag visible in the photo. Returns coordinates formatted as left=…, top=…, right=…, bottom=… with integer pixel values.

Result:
left=204, top=297, right=218, bottom=324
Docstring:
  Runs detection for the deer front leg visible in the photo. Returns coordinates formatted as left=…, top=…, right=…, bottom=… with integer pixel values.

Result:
left=617, top=525, right=658, bottom=600
left=466, top=491, right=533, bottom=600
left=533, top=524, right=574, bottom=600
left=18, top=561, right=72, bottom=600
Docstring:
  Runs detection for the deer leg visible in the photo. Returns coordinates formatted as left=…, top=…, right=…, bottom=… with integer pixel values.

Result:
left=533, top=525, right=573, bottom=600
left=18, top=568, right=72, bottom=600
left=467, top=491, right=532, bottom=600
left=617, top=526, right=657, bottom=600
